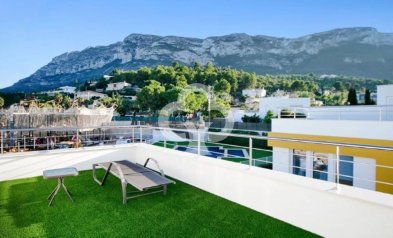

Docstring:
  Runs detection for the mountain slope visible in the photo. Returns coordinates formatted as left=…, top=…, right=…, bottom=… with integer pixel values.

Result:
left=3, top=27, right=393, bottom=92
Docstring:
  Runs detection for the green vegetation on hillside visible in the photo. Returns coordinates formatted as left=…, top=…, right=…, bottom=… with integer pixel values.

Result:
left=0, top=62, right=388, bottom=118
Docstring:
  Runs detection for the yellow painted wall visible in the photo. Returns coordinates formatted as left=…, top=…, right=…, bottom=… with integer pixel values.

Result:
left=268, top=132, right=393, bottom=194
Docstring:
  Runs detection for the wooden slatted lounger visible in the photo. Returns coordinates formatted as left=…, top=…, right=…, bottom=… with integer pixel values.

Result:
left=92, top=159, right=175, bottom=204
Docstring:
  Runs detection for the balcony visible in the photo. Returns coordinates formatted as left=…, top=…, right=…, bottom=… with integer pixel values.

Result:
left=0, top=126, right=393, bottom=237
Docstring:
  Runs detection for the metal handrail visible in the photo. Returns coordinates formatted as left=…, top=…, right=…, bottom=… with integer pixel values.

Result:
left=1, top=125, right=392, bottom=151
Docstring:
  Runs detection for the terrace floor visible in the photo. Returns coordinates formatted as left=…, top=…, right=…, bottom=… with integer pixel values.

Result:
left=0, top=170, right=316, bottom=237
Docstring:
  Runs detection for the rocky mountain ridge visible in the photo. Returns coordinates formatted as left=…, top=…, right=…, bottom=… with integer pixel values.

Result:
left=3, top=27, right=393, bottom=92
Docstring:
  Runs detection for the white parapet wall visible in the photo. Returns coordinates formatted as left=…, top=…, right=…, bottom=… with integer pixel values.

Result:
left=1, top=144, right=393, bottom=237
left=306, top=105, right=393, bottom=121
left=0, top=145, right=138, bottom=181
left=134, top=144, right=393, bottom=238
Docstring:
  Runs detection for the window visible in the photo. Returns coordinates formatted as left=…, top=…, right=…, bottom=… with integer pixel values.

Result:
left=313, top=153, right=328, bottom=181
left=339, top=156, right=354, bottom=186
left=293, top=149, right=306, bottom=176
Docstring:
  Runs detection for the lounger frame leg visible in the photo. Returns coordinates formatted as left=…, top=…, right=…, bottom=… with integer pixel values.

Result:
left=93, top=163, right=113, bottom=186
left=163, top=185, right=167, bottom=195
left=122, top=181, right=127, bottom=204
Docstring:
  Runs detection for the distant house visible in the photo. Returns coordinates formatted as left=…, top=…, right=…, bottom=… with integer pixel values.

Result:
left=59, top=86, right=76, bottom=94
left=357, top=91, right=377, bottom=104
left=76, top=90, right=106, bottom=100
left=106, top=81, right=131, bottom=91
left=103, top=75, right=114, bottom=81
left=45, top=86, right=76, bottom=96
left=242, top=88, right=266, bottom=98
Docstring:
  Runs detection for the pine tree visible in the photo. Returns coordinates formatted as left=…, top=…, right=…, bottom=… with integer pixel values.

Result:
left=347, top=88, right=358, bottom=105
left=364, top=89, right=373, bottom=105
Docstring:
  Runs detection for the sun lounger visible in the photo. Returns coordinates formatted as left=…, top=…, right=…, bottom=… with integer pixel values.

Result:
left=92, top=159, right=174, bottom=204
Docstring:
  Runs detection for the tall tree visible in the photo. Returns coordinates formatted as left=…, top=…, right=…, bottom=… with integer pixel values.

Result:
left=213, top=79, right=231, bottom=93
left=137, top=80, right=165, bottom=113
left=0, top=96, right=4, bottom=108
left=347, top=88, right=358, bottom=105
left=364, top=88, right=373, bottom=105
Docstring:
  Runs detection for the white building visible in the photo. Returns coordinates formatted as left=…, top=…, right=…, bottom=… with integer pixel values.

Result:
left=103, top=75, right=114, bottom=81
left=269, top=118, right=393, bottom=194
left=259, top=96, right=310, bottom=117
left=268, top=86, right=393, bottom=194
left=296, top=84, right=393, bottom=121
left=59, top=86, right=76, bottom=94
left=45, top=86, right=76, bottom=96
left=377, top=84, right=393, bottom=106
left=76, top=90, right=106, bottom=100
left=106, top=81, right=130, bottom=91
left=242, top=88, right=266, bottom=98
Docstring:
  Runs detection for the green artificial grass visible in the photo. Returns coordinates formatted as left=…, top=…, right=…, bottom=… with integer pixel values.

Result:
left=0, top=171, right=317, bottom=238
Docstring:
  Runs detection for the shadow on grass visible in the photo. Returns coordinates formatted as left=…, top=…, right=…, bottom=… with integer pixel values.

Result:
left=6, top=178, right=47, bottom=228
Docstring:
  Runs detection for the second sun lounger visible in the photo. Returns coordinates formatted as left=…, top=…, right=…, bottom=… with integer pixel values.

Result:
left=93, top=158, right=174, bottom=204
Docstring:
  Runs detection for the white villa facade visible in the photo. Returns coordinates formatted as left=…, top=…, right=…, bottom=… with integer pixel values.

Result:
left=242, top=88, right=266, bottom=98
left=76, top=90, right=106, bottom=100
left=106, top=81, right=130, bottom=91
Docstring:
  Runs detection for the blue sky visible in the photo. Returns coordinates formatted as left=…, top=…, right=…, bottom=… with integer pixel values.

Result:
left=1, top=0, right=393, bottom=88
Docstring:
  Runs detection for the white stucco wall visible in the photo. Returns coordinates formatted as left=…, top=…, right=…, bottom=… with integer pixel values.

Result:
left=135, top=144, right=393, bottom=237
left=377, top=84, right=393, bottom=106
left=272, top=147, right=291, bottom=173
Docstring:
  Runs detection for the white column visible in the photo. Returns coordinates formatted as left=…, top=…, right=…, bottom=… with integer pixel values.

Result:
left=327, top=154, right=336, bottom=182
left=305, top=151, right=314, bottom=178
left=272, top=147, right=291, bottom=173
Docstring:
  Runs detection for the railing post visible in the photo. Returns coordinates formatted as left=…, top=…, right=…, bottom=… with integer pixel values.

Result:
left=76, top=129, right=79, bottom=148
left=46, top=136, right=49, bottom=150
left=33, top=136, right=36, bottom=150
left=132, top=127, right=135, bottom=143
left=336, top=146, right=340, bottom=190
left=1, top=131, right=3, bottom=154
left=379, top=108, right=382, bottom=121
left=23, top=135, right=26, bottom=150
left=249, top=137, right=253, bottom=166
left=294, top=108, right=297, bottom=119
left=197, top=130, right=201, bottom=156
left=140, top=126, right=143, bottom=143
